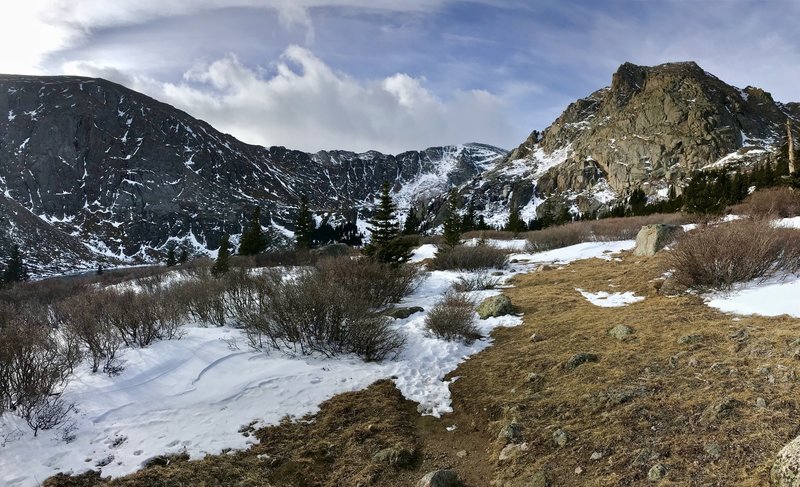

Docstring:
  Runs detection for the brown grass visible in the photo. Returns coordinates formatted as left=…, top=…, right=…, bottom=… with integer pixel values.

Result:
left=732, top=187, right=800, bottom=219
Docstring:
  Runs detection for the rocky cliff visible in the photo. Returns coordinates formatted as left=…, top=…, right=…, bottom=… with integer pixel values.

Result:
left=0, top=75, right=505, bottom=274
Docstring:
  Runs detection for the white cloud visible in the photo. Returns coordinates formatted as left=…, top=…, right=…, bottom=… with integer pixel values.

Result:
left=65, top=46, right=514, bottom=153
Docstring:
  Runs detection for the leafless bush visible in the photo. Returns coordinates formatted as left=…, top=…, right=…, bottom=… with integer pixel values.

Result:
left=452, top=273, right=501, bottom=292
left=424, top=292, right=481, bottom=344
left=669, top=219, right=800, bottom=290
left=0, top=310, right=78, bottom=436
left=525, top=224, right=591, bottom=252
left=431, top=244, right=509, bottom=271
left=242, top=269, right=405, bottom=361
left=55, top=292, right=125, bottom=375
left=315, top=257, right=421, bottom=310
left=732, top=187, right=800, bottom=219
left=169, top=273, right=228, bottom=326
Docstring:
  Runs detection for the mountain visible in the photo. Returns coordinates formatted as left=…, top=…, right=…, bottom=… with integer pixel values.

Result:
left=468, top=61, right=799, bottom=224
left=0, top=75, right=505, bottom=275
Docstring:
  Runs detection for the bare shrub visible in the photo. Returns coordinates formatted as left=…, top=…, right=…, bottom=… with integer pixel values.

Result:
left=669, top=219, right=800, bottom=290
left=733, top=187, right=800, bottom=219
left=169, top=272, right=228, bottom=326
left=453, top=273, right=501, bottom=292
left=242, top=269, right=405, bottom=361
left=0, top=311, right=77, bottom=435
left=431, top=244, right=509, bottom=271
left=424, top=292, right=481, bottom=343
left=55, top=292, right=124, bottom=375
left=525, top=225, right=590, bottom=252
left=315, top=257, right=420, bottom=310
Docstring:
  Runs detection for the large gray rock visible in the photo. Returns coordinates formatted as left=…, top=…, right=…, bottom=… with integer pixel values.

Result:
left=417, top=469, right=460, bottom=487
left=634, top=224, right=683, bottom=256
left=772, top=436, right=800, bottom=486
left=476, top=294, right=514, bottom=319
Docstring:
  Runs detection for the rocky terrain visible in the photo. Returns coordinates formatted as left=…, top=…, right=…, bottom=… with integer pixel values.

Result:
left=0, top=75, right=504, bottom=274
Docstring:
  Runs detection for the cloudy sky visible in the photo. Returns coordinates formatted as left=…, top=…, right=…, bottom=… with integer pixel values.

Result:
left=2, top=0, right=799, bottom=153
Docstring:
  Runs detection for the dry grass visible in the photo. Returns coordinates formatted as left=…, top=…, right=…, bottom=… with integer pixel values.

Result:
left=45, top=248, right=800, bottom=487
left=431, top=244, right=509, bottom=271
left=732, top=187, right=800, bottom=219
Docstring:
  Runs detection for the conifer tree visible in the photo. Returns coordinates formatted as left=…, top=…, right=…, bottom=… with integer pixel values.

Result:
left=211, top=234, right=231, bottom=277
left=3, top=244, right=28, bottom=284
left=461, top=199, right=476, bottom=233
left=294, top=196, right=315, bottom=249
left=178, top=247, right=189, bottom=264
left=442, top=190, right=462, bottom=248
left=476, top=214, right=489, bottom=231
left=505, top=204, right=526, bottom=235
left=403, top=206, right=421, bottom=235
left=365, top=181, right=412, bottom=264
left=239, top=206, right=268, bottom=256
left=165, top=246, right=177, bottom=267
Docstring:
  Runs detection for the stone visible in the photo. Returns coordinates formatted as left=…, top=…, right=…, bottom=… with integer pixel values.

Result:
left=476, top=294, right=514, bottom=319
left=632, top=448, right=660, bottom=467
left=498, top=442, right=529, bottom=462
left=498, top=421, right=524, bottom=444
left=700, top=397, right=739, bottom=426
left=385, top=306, right=425, bottom=320
left=608, top=324, right=634, bottom=341
left=529, top=471, right=550, bottom=487
left=529, top=333, right=544, bottom=342
left=756, top=397, right=767, bottom=409
left=372, top=447, right=414, bottom=467
left=590, top=451, right=604, bottom=461
left=565, top=353, right=599, bottom=371
left=634, top=224, right=683, bottom=256
left=417, top=469, right=460, bottom=487
left=677, top=334, right=703, bottom=345
left=456, top=450, right=468, bottom=458
left=704, top=443, right=721, bottom=459
left=648, top=463, right=667, bottom=481
left=552, top=428, right=572, bottom=448
left=770, top=435, right=800, bottom=486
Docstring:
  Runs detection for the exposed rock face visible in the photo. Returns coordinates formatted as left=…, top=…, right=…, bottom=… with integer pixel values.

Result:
left=772, top=436, right=800, bottom=486
left=469, top=61, right=799, bottom=223
left=633, top=224, right=684, bottom=256
left=0, top=75, right=505, bottom=275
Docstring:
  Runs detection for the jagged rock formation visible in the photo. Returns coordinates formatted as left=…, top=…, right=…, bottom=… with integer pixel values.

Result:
left=0, top=75, right=505, bottom=274
left=473, top=61, right=799, bottom=222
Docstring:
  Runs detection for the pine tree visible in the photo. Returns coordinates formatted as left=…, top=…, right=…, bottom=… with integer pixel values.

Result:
left=476, top=214, right=489, bottom=231
left=96, top=264, right=104, bottom=276
left=368, top=182, right=399, bottom=246
left=403, top=206, right=421, bottom=235
left=3, top=244, right=28, bottom=284
left=178, top=248, right=189, bottom=264
left=461, top=199, right=476, bottom=233
left=165, top=246, right=177, bottom=267
left=295, top=196, right=315, bottom=249
left=365, top=181, right=412, bottom=265
left=505, top=204, right=526, bottom=235
left=211, top=234, right=231, bottom=277
left=239, top=206, right=268, bottom=256
left=442, top=190, right=462, bottom=248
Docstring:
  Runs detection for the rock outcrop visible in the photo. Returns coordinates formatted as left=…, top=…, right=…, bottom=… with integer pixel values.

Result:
left=633, top=224, right=684, bottom=256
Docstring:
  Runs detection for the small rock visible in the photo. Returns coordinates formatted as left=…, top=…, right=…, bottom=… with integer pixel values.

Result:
left=476, top=294, right=514, bottom=319
left=677, top=334, right=703, bottom=345
left=756, top=397, right=767, bottom=409
left=498, top=420, right=524, bottom=444
left=565, top=353, right=599, bottom=371
left=730, top=328, right=750, bottom=342
left=417, top=469, right=460, bottom=487
left=700, top=397, right=739, bottom=426
left=530, top=333, right=544, bottom=342
left=704, top=443, right=721, bottom=459
left=385, top=306, right=424, bottom=319
left=590, top=451, right=604, bottom=461
left=372, top=447, right=414, bottom=467
left=498, top=442, right=529, bottom=462
left=491, top=271, right=504, bottom=276
left=648, top=463, right=667, bottom=481
left=608, top=324, right=634, bottom=341
left=632, top=448, right=660, bottom=466
left=456, top=450, right=467, bottom=458
left=95, top=455, right=114, bottom=467
left=574, top=466, right=583, bottom=474
left=552, top=428, right=572, bottom=448
left=529, top=470, right=550, bottom=487
left=527, top=372, right=543, bottom=384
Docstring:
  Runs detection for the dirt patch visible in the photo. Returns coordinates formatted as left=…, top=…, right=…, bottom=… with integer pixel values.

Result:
left=46, top=251, right=800, bottom=486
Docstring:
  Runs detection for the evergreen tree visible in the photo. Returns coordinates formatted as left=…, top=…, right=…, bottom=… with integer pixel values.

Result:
left=364, top=181, right=412, bottom=265
left=294, top=196, right=315, bottom=249
left=403, top=206, right=421, bottom=235
left=96, top=264, right=104, bottom=276
left=3, top=244, right=28, bottom=284
left=211, top=234, right=231, bottom=277
left=442, top=190, right=462, bottom=247
left=239, top=206, right=268, bottom=256
left=627, top=188, right=647, bottom=216
left=165, top=246, right=177, bottom=267
left=505, top=204, right=526, bottom=235
left=178, top=248, right=189, bottom=264
left=460, top=199, right=476, bottom=233
left=475, top=214, right=490, bottom=231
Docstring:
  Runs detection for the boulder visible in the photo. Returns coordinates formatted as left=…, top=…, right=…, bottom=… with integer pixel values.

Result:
left=608, top=324, right=634, bottom=341
left=648, top=463, right=667, bottom=481
left=634, top=224, right=683, bottom=256
left=771, top=435, right=800, bottom=486
left=476, top=294, right=513, bottom=319
left=417, top=469, right=460, bottom=487
left=372, top=446, right=414, bottom=467
left=385, top=306, right=424, bottom=319
left=565, top=353, right=599, bottom=371
left=497, top=420, right=524, bottom=444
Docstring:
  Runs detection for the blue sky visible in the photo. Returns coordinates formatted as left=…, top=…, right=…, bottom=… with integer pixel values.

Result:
left=3, top=0, right=799, bottom=153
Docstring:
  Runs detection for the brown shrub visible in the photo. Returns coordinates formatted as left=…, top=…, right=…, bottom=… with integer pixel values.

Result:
left=669, top=219, right=800, bottom=290
left=315, top=257, right=420, bottom=310
left=732, top=187, right=800, bottom=219
left=452, top=273, right=501, bottom=292
left=424, top=292, right=481, bottom=343
left=431, top=244, right=509, bottom=271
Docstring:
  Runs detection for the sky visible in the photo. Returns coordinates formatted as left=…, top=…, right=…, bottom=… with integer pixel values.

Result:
left=2, top=0, right=799, bottom=153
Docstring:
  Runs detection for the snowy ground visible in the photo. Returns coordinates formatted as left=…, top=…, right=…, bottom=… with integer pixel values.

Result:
left=706, top=275, right=800, bottom=318
left=577, top=288, right=645, bottom=307
left=1, top=240, right=634, bottom=487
